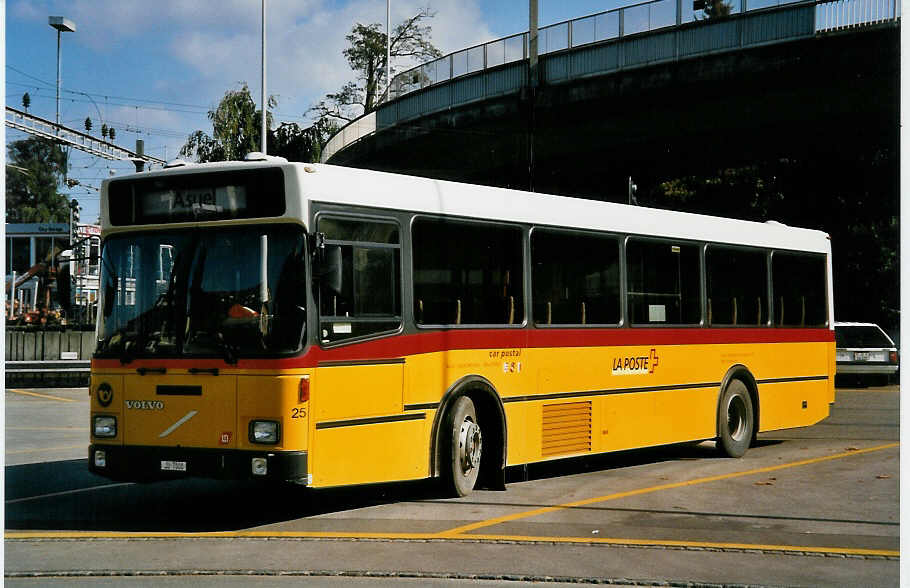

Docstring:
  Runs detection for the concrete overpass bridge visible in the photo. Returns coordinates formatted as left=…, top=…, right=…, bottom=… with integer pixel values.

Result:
left=323, top=0, right=899, bottom=200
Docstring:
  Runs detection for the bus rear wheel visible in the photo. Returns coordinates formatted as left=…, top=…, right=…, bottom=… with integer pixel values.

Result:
left=717, top=379, right=754, bottom=458
left=441, top=396, right=482, bottom=497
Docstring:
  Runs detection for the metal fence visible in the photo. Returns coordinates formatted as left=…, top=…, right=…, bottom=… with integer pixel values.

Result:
left=321, top=0, right=899, bottom=162
left=6, top=328, right=96, bottom=362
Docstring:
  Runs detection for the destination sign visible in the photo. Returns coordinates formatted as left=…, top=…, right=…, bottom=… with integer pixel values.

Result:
left=107, top=168, right=285, bottom=226
left=140, top=185, right=248, bottom=219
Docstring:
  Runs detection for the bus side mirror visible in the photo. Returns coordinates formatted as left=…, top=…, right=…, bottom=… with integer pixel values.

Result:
left=56, top=265, right=72, bottom=314
left=322, top=245, right=345, bottom=295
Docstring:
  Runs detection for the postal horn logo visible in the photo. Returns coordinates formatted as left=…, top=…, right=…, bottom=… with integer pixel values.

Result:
left=611, top=348, right=660, bottom=376
left=97, top=382, right=113, bottom=407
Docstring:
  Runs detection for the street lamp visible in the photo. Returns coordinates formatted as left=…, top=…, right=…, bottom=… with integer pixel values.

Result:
left=48, top=16, right=76, bottom=128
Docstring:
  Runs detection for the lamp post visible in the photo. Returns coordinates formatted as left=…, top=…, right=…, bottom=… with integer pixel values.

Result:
left=261, top=0, right=267, bottom=155
left=48, top=16, right=76, bottom=129
left=386, top=0, right=391, bottom=100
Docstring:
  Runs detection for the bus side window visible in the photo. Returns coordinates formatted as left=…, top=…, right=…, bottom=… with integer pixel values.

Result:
left=772, top=252, right=827, bottom=327
left=705, top=245, right=768, bottom=326
left=626, top=239, right=701, bottom=325
left=531, top=229, right=620, bottom=326
left=413, top=218, right=523, bottom=326
left=315, top=216, right=402, bottom=344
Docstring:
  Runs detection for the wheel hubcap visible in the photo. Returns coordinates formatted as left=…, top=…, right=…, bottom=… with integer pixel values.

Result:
left=727, top=395, right=747, bottom=442
left=458, top=419, right=482, bottom=473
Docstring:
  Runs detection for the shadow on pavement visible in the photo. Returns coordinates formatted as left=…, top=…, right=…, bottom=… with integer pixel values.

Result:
left=5, top=441, right=782, bottom=533
left=5, top=458, right=439, bottom=532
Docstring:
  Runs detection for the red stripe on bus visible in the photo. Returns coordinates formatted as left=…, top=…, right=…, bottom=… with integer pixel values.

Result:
left=91, top=327, right=832, bottom=371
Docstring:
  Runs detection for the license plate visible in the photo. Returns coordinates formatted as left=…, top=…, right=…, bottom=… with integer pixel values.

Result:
left=855, top=352, right=871, bottom=361
left=160, top=460, right=187, bottom=472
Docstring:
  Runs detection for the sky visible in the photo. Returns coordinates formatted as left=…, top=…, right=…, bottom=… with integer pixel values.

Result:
left=5, top=0, right=630, bottom=223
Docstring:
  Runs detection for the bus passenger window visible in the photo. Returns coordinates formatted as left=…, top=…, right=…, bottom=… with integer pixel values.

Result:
left=316, top=216, right=402, bottom=343
left=412, top=218, right=523, bottom=326
left=706, top=246, right=768, bottom=326
left=772, top=252, right=827, bottom=327
left=627, top=239, right=700, bottom=325
left=531, top=230, right=620, bottom=326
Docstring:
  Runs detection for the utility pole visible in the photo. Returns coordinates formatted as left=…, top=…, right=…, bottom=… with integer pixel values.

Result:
left=261, top=0, right=268, bottom=155
left=528, top=0, right=538, bottom=192
left=386, top=0, right=391, bottom=100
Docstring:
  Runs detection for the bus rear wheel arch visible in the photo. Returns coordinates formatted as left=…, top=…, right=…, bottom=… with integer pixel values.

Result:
left=716, top=377, right=756, bottom=458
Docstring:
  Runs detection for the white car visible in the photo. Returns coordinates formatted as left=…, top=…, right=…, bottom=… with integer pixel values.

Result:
left=834, top=322, right=898, bottom=386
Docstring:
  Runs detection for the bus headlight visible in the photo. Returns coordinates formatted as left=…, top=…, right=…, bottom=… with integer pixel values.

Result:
left=93, top=416, right=117, bottom=438
left=249, top=420, right=279, bottom=444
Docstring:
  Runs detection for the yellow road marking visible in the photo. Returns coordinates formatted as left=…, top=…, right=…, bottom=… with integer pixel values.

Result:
left=6, top=389, right=76, bottom=402
left=438, top=442, right=900, bottom=536
left=3, top=530, right=897, bottom=558
left=6, top=444, right=85, bottom=455
left=3, top=443, right=899, bottom=560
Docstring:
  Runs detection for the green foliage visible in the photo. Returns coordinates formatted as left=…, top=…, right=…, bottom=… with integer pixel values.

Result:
left=271, top=119, right=339, bottom=163
left=21, top=92, right=30, bottom=112
left=180, top=83, right=332, bottom=163
left=109, top=127, right=116, bottom=141
left=695, top=0, right=733, bottom=19
left=84, top=117, right=92, bottom=132
left=310, top=9, right=442, bottom=124
left=179, top=83, right=275, bottom=162
left=6, top=137, right=70, bottom=223
left=655, top=165, right=784, bottom=220
left=101, top=123, right=108, bottom=138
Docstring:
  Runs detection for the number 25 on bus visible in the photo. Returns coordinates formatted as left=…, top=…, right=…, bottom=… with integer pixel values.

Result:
left=89, top=156, right=834, bottom=496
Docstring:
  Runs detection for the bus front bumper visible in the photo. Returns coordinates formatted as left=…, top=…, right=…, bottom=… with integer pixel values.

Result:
left=88, top=444, right=308, bottom=485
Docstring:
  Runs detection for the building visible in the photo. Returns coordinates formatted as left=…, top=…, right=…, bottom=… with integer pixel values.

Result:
left=5, top=222, right=100, bottom=323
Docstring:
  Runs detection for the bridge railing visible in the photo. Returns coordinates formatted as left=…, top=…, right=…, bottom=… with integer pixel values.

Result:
left=323, top=0, right=898, bottom=161
left=816, top=0, right=900, bottom=29
left=390, top=0, right=899, bottom=100
left=320, top=111, right=376, bottom=163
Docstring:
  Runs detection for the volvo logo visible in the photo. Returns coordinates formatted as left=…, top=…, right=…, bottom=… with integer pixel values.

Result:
left=97, top=382, right=113, bottom=407
left=126, top=400, right=165, bottom=410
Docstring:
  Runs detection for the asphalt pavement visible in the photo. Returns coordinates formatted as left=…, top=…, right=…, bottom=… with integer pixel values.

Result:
left=4, top=384, right=900, bottom=587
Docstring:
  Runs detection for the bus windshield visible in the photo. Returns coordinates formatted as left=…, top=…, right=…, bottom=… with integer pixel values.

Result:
left=96, top=225, right=307, bottom=361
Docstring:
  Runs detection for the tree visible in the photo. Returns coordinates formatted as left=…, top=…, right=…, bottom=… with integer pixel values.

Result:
left=310, top=9, right=442, bottom=124
left=21, top=92, right=30, bottom=113
left=180, top=83, right=328, bottom=163
left=694, top=0, right=733, bottom=19
left=101, top=124, right=108, bottom=139
left=84, top=117, right=92, bottom=132
left=180, top=83, right=275, bottom=162
left=271, top=119, right=339, bottom=163
left=109, top=127, right=116, bottom=141
left=6, top=137, right=70, bottom=223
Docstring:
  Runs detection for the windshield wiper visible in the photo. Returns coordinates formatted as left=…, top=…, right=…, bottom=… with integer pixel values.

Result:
left=214, top=332, right=238, bottom=365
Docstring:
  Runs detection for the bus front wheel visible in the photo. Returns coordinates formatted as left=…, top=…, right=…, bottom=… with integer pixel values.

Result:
left=441, top=396, right=482, bottom=497
left=717, top=379, right=754, bottom=458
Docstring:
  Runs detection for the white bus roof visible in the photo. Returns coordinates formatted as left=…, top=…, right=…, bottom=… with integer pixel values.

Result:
left=102, top=160, right=830, bottom=254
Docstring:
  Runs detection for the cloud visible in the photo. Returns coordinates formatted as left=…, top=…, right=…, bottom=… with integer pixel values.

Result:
left=16, top=0, right=496, bottom=127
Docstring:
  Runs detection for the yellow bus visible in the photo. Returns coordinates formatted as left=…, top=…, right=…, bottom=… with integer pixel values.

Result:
left=89, top=156, right=835, bottom=496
